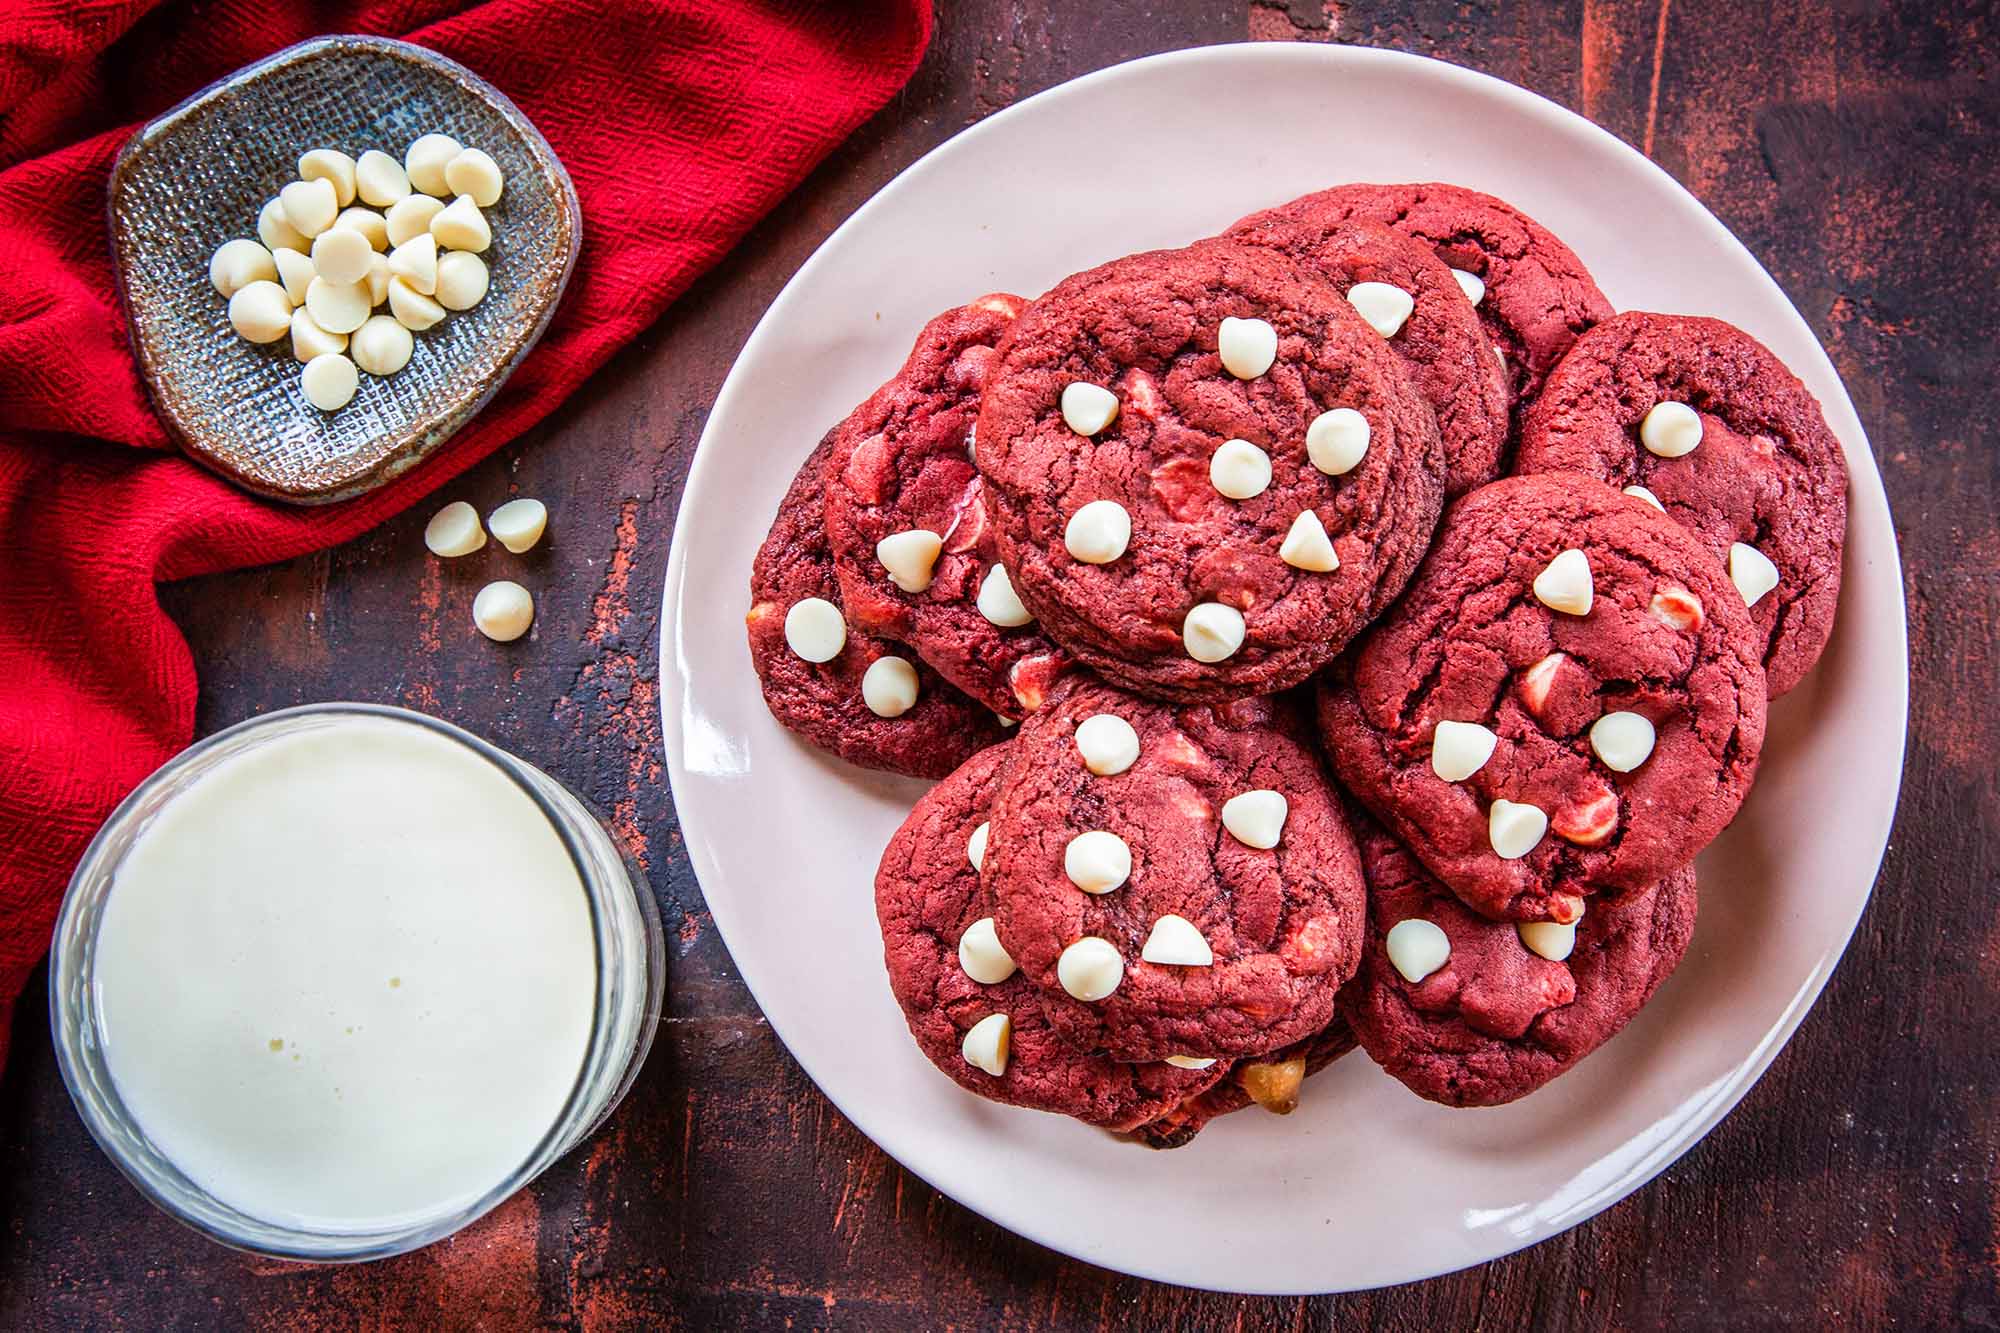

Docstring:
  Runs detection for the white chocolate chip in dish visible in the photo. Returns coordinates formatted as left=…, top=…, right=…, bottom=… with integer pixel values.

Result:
left=257, top=197, right=309, bottom=254
left=489, top=498, right=548, bottom=554
left=1209, top=438, right=1271, bottom=500
left=278, top=177, right=339, bottom=239
left=332, top=206, right=389, bottom=252
left=1385, top=918, right=1450, bottom=984
left=781, top=597, right=844, bottom=662
left=1729, top=542, right=1780, bottom=607
left=404, top=133, right=464, bottom=197
left=1346, top=281, right=1415, bottom=338
left=350, top=315, right=414, bottom=376
left=1064, top=499, right=1131, bottom=564
left=861, top=655, right=920, bottom=717
left=1141, top=914, right=1213, bottom=966
left=1060, top=381, right=1120, bottom=436
left=1518, top=918, right=1578, bottom=962
left=298, top=148, right=357, bottom=206
left=1217, top=315, right=1278, bottom=379
left=1278, top=510, right=1338, bottom=572
left=1623, top=484, right=1665, bottom=511
left=424, top=501, right=486, bottom=557
left=1182, top=602, right=1245, bottom=663
left=355, top=149, right=412, bottom=207
left=1640, top=400, right=1702, bottom=458
left=876, top=529, right=942, bottom=593
left=431, top=194, right=492, bottom=253
left=960, top=1012, right=1011, bottom=1076
left=444, top=147, right=505, bottom=207
left=1056, top=937, right=1124, bottom=1001
left=289, top=308, right=347, bottom=364
left=1590, top=710, right=1656, bottom=772
left=958, top=917, right=1015, bottom=984
left=388, top=233, right=439, bottom=296
left=273, top=247, right=315, bottom=303
left=1064, top=830, right=1131, bottom=895
left=304, top=276, right=371, bottom=335
left=385, top=194, right=445, bottom=247
left=387, top=276, right=447, bottom=331
left=365, top=253, right=392, bottom=306
left=966, top=822, right=991, bottom=873
left=208, top=239, right=277, bottom=298
left=1163, top=1055, right=1217, bottom=1070
left=1074, top=713, right=1140, bottom=776
left=976, top=563, right=1032, bottom=627
left=1221, top=789, right=1287, bottom=849
left=1450, top=268, right=1486, bottom=305
left=227, top=281, right=293, bottom=344
left=1306, top=407, right=1369, bottom=476
left=299, top=353, right=357, bottom=411
left=1431, top=719, right=1498, bottom=782
left=434, top=251, right=490, bottom=311
left=1532, top=548, right=1594, bottom=615
left=1488, top=798, right=1548, bottom=860
left=310, top=227, right=374, bottom=286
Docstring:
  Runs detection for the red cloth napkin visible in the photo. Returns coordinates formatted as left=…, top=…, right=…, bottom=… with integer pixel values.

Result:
left=0, top=0, right=932, bottom=1070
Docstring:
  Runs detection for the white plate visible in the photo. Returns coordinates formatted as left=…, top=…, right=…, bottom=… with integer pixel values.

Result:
left=660, top=44, right=1906, bottom=1294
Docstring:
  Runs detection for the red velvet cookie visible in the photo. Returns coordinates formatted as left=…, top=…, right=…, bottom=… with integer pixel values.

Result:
left=1342, top=811, right=1697, bottom=1107
left=976, top=238, right=1445, bottom=703
left=875, top=743, right=1228, bottom=1133
left=823, top=295, right=1073, bottom=718
left=748, top=433, right=1007, bottom=778
left=1132, top=1016, right=1357, bottom=1148
left=1226, top=216, right=1510, bottom=496
left=985, top=679, right=1367, bottom=1062
left=1317, top=473, right=1765, bottom=922
left=1235, top=183, right=1612, bottom=412
left=1515, top=312, right=1847, bottom=697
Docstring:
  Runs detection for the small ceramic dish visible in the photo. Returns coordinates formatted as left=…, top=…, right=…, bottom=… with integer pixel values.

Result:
left=110, top=35, right=580, bottom=504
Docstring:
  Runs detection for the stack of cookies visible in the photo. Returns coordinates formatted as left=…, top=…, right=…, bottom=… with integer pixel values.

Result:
left=746, top=181, right=1848, bottom=1144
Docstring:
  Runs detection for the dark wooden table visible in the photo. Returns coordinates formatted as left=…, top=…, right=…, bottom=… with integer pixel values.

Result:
left=4, top=2, right=1994, bottom=1327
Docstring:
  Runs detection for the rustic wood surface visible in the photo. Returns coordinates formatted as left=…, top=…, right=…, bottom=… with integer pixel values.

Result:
left=3, top=1, right=1994, bottom=1327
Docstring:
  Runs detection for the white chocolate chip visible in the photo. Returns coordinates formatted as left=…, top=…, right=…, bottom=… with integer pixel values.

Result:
left=273, top=247, right=316, bottom=303
left=1060, top=381, right=1120, bottom=436
left=304, top=276, right=371, bottom=336
left=310, top=227, right=374, bottom=286
left=1306, top=407, right=1370, bottom=476
left=1517, top=918, right=1578, bottom=962
left=208, top=239, right=277, bottom=298
left=966, top=822, right=991, bottom=873
left=424, top=501, right=486, bottom=557
left=861, top=655, right=920, bottom=717
left=1063, top=499, right=1131, bottom=564
left=1346, top=281, right=1415, bottom=338
left=298, top=148, right=358, bottom=207
left=388, top=233, right=439, bottom=296
left=1450, top=268, right=1486, bottom=305
left=976, top=563, right=1032, bottom=627
left=331, top=206, right=389, bottom=252
left=1163, top=1055, right=1217, bottom=1070
left=279, top=177, right=338, bottom=238
left=1623, top=484, right=1665, bottom=511
left=1488, top=799, right=1549, bottom=860
left=257, top=197, right=309, bottom=254
left=355, top=149, right=412, bottom=207
left=387, top=276, right=447, bottom=331
left=1074, top=713, right=1140, bottom=776
left=1431, top=719, right=1498, bottom=782
left=1217, top=315, right=1278, bottom=379
left=958, top=917, right=1015, bottom=984
left=1728, top=542, right=1779, bottom=607
left=489, top=498, right=548, bottom=553
left=782, top=597, right=845, bottom=662
left=1063, top=830, right=1131, bottom=895
left=876, top=529, right=942, bottom=593
left=1533, top=548, right=1594, bottom=615
left=350, top=315, right=414, bottom=376
left=1278, top=510, right=1338, bottom=572
left=1651, top=585, right=1704, bottom=631
left=226, top=281, right=293, bottom=343
left=385, top=194, right=446, bottom=247
left=299, top=352, right=357, bottom=411
left=1640, top=400, right=1702, bottom=458
left=444, top=147, right=504, bottom=207
left=434, top=251, right=490, bottom=311
left=431, top=194, right=492, bottom=253
left=960, top=1012, right=1011, bottom=1076
left=364, top=253, right=391, bottom=307
left=1209, top=438, right=1272, bottom=500
left=404, top=133, right=464, bottom=197
left=1182, top=602, right=1245, bottom=663
left=1221, top=789, right=1287, bottom=849
left=1590, top=710, right=1656, bottom=772
left=1141, top=914, right=1214, bottom=966
left=1056, top=937, right=1124, bottom=1001
left=289, top=308, right=347, bottom=363
left=1385, top=918, right=1450, bottom=984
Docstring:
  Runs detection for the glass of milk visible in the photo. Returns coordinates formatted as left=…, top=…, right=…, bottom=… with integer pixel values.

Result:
left=49, top=703, right=663, bottom=1261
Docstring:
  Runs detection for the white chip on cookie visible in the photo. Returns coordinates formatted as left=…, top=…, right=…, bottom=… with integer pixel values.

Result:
left=1488, top=799, right=1548, bottom=860
left=876, top=529, right=942, bottom=593
left=1209, top=438, right=1272, bottom=500
left=1056, top=937, right=1124, bottom=1001
left=1589, top=710, right=1656, bottom=772
left=1141, top=915, right=1213, bottom=966
left=1278, top=510, right=1338, bottom=572
left=1060, top=381, right=1120, bottom=436
left=1074, top=713, right=1140, bottom=776
left=1517, top=918, right=1578, bottom=962
left=1063, top=830, right=1131, bottom=895
left=1220, top=790, right=1287, bottom=849
left=1532, top=548, right=1594, bottom=615
left=966, top=821, right=990, bottom=872
left=1346, top=281, right=1415, bottom=338
left=1217, top=315, right=1277, bottom=379
left=976, top=563, right=1033, bottom=627
left=1385, top=919, right=1450, bottom=984
left=1728, top=542, right=1779, bottom=607
left=1182, top=602, right=1245, bottom=663
left=1431, top=719, right=1498, bottom=782
left=1306, top=407, right=1369, bottom=476
left=1450, top=268, right=1486, bottom=305
left=861, top=655, right=920, bottom=717
left=1064, top=499, right=1131, bottom=564
left=960, top=1012, right=1011, bottom=1075
left=1640, top=400, right=1702, bottom=457
left=782, top=597, right=845, bottom=662
left=958, top=916, right=1015, bottom=984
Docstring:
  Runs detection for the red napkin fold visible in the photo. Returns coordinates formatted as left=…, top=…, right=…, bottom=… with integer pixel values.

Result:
left=0, top=0, right=933, bottom=1069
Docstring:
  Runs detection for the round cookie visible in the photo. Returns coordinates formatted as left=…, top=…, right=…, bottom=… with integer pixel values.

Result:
left=1515, top=312, right=1847, bottom=697
left=1226, top=216, right=1510, bottom=496
left=1342, top=811, right=1697, bottom=1107
left=1233, top=182, right=1612, bottom=411
left=875, top=743, right=1229, bottom=1132
left=748, top=432, right=1007, bottom=778
left=985, top=679, right=1367, bottom=1062
left=823, top=295, right=1073, bottom=718
left=1132, top=1017, right=1357, bottom=1149
left=976, top=237, right=1445, bottom=703
left=1317, top=473, right=1766, bottom=922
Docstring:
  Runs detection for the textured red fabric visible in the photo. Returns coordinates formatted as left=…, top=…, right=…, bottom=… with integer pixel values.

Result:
left=0, top=0, right=933, bottom=1068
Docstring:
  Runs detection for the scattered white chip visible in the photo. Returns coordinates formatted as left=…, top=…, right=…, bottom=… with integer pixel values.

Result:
left=1623, top=484, right=1665, bottom=511
left=1217, top=315, right=1278, bottom=379
left=444, top=147, right=504, bottom=207
left=385, top=194, right=446, bottom=247
left=1450, top=268, right=1486, bottom=305
left=208, top=239, right=277, bottom=298
left=1488, top=798, right=1549, bottom=860
left=1141, top=915, right=1214, bottom=966
left=1517, top=918, right=1578, bottom=962
left=299, top=352, right=357, bottom=411
left=782, top=597, right=844, bottom=662
left=387, top=276, right=447, bottom=331
left=1346, top=281, right=1415, bottom=338
left=288, top=308, right=347, bottom=364
left=365, top=253, right=392, bottom=307
left=1064, top=499, right=1131, bottom=564
left=388, top=232, right=439, bottom=296
left=226, top=281, right=293, bottom=344
left=1064, top=830, right=1131, bottom=895
left=489, top=497, right=548, bottom=553
left=1729, top=542, right=1780, bottom=607
left=331, top=206, right=389, bottom=252
left=1209, top=438, right=1272, bottom=500
left=1163, top=1055, right=1217, bottom=1070
left=404, top=133, right=464, bottom=197
left=310, top=227, right=374, bottom=286
left=1074, top=713, right=1140, bottom=776
left=966, top=822, right=991, bottom=873
left=273, top=247, right=316, bottom=303
left=1590, top=710, right=1656, bottom=772
left=1060, top=381, right=1120, bottom=436
left=424, top=501, right=486, bottom=557
left=1533, top=548, right=1594, bottom=615
left=861, top=655, right=920, bottom=717
left=434, top=250, right=491, bottom=311
left=960, top=1012, right=1011, bottom=1076
left=431, top=194, right=492, bottom=253
left=303, top=276, right=371, bottom=335
left=1385, top=919, right=1450, bottom=984
left=1306, top=407, right=1370, bottom=475
left=1640, top=400, right=1702, bottom=458
left=1056, top=937, right=1125, bottom=1001
left=257, top=197, right=309, bottom=254
left=350, top=314, right=414, bottom=376
left=355, top=150, right=412, bottom=207
left=298, top=148, right=358, bottom=207
left=278, top=177, right=338, bottom=238
left=1431, top=719, right=1498, bottom=782
left=1221, top=790, right=1287, bottom=849
left=976, top=563, right=1033, bottom=627
left=876, top=529, right=942, bottom=593
left=957, top=917, right=1015, bottom=985
left=1182, top=602, right=1245, bottom=663
left=1278, top=510, right=1338, bottom=572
